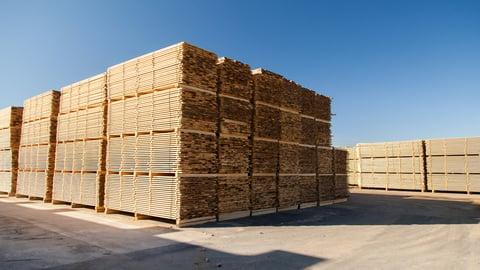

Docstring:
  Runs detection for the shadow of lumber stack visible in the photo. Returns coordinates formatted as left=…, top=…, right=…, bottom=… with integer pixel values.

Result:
left=0, top=106, right=23, bottom=196
left=53, top=74, right=107, bottom=211
left=17, top=91, right=60, bottom=202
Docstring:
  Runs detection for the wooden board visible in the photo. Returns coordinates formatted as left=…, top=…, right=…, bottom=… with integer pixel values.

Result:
left=298, top=175, right=317, bottom=204
left=359, top=157, right=424, bottom=173
left=217, top=175, right=250, bottom=214
left=428, top=174, right=480, bottom=193
left=280, top=111, right=301, bottom=143
left=180, top=87, right=218, bottom=133
left=426, top=137, right=480, bottom=156
left=357, top=140, right=423, bottom=158
left=278, top=175, right=300, bottom=208
left=298, top=145, right=316, bottom=174
left=59, top=73, right=106, bottom=113
left=251, top=175, right=277, bottom=210
left=178, top=131, right=217, bottom=174
left=252, top=139, right=279, bottom=174
left=218, top=136, right=250, bottom=174
left=428, top=155, right=480, bottom=174
left=279, top=143, right=299, bottom=174
left=254, top=104, right=280, bottom=140
left=178, top=176, right=216, bottom=220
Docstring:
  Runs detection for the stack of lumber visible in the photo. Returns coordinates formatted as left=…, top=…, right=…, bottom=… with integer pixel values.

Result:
left=215, top=57, right=253, bottom=221
left=53, top=73, right=107, bottom=209
left=102, top=42, right=344, bottom=226
left=106, top=42, right=219, bottom=224
left=18, top=41, right=338, bottom=226
left=350, top=140, right=425, bottom=191
left=162, top=44, right=219, bottom=225
left=426, top=137, right=480, bottom=193
left=348, top=137, right=480, bottom=193
left=317, top=147, right=334, bottom=202
left=0, top=107, right=23, bottom=195
left=334, top=148, right=349, bottom=199
left=250, top=68, right=343, bottom=213
left=348, top=137, right=480, bottom=194
left=1, top=42, right=343, bottom=226
left=17, top=91, right=60, bottom=201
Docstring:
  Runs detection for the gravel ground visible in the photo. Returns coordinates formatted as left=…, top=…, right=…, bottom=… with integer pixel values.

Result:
left=1, top=189, right=479, bottom=270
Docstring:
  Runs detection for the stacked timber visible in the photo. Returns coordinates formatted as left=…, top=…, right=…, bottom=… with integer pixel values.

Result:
left=353, top=140, right=425, bottom=191
left=426, top=137, right=480, bottom=193
left=43, top=42, right=343, bottom=225
left=53, top=73, right=107, bottom=209
left=0, top=107, right=23, bottom=195
left=106, top=42, right=219, bottom=225
left=251, top=69, right=285, bottom=213
left=334, top=148, right=349, bottom=199
left=174, top=44, right=219, bottom=225
left=106, top=43, right=183, bottom=220
left=2, top=42, right=342, bottom=226
left=215, top=58, right=253, bottom=221
left=348, top=137, right=480, bottom=194
left=17, top=91, right=60, bottom=201
left=317, top=147, right=334, bottom=202
left=250, top=68, right=342, bottom=213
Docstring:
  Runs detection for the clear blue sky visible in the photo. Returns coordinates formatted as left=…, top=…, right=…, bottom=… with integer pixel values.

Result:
left=1, top=0, right=479, bottom=146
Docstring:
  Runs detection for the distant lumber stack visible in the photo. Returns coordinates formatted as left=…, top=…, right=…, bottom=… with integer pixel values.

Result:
left=0, top=106, right=23, bottom=195
left=426, top=137, right=480, bottom=193
left=350, top=140, right=425, bottom=191
left=347, top=137, right=480, bottom=194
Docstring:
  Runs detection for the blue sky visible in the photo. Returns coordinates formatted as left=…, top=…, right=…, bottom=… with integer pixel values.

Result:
left=1, top=0, right=479, bottom=146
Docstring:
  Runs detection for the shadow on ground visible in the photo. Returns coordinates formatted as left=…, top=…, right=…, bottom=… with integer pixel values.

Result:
left=0, top=195, right=324, bottom=270
left=1, top=191, right=479, bottom=269
left=198, top=192, right=480, bottom=228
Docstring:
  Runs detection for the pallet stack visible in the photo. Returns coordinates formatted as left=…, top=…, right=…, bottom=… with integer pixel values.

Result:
left=0, top=107, right=23, bottom=195
left=17, top=91, right=60, bottom=201
left=53, top=74, right=107, bottom=209
left=350, top=140, right=425, bottom=191
left=426, top=137, right=480, bottom=193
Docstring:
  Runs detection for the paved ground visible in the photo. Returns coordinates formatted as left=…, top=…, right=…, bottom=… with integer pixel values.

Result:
left=1, top=189, right=479, bottom=270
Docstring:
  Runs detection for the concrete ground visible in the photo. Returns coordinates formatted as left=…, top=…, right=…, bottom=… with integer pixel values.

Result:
left=1, top=190, right=479, bottom=270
